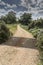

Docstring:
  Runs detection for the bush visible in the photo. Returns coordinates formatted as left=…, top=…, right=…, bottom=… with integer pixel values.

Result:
left=29, top=28, right=39, bottom=38
left=37, top=30, right=43, bottom=50
left=28, top=18, right=43, bottom=30
left=37, top=30, right=43, bottom=65
left=0, top=21, right=10, bottom=43
left=28, top=21, right=35, bottom=29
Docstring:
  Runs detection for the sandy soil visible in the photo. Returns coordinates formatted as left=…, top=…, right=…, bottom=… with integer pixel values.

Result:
left=0, top=25, right=39, bottom=65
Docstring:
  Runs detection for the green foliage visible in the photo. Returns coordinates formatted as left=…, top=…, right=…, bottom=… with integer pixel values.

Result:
left=37, top=63, right=42, bottom=65
left=37, top=30, right=43, bottom=65
left=20, top=24, right=28, bottom=30
left=29, top=28, right=39, bottom=38
left=1, top=11, right=16, bottom=24
left=36, top=18, right=43, bottom=28
left=7, top=24, right=17, bottom=34
left=37, top=30, right=43, bottom=49
left=1, top=16, right=7, bottom=23
left=28, top=20, right=35, bottom=29
left=19, top=13, right=32, bottom=25
left=0, top=21, right=10, bottom=43
left=28, top=18, right=43, bottom=29
left=28, top=18, right=43, bottom=65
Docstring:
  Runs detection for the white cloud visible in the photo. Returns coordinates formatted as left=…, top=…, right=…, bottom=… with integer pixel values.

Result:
left=0, top=9, right=7, bottom=17
left=0, top=0, right=6, bottom=5
left=20, top=0, right=29, bottom=8
left=19, top=0, right=43, bottom=16
left=0, top=0, right=1, bottom=1
left=0, top=9, right=6, bottom=12
left=0, top=0, right=17, bottom=8
left=7, top=4, right=17, bottom=8
left=0, top=0, right=43, bottom=19
left=31, top=0, right=36, bottom=4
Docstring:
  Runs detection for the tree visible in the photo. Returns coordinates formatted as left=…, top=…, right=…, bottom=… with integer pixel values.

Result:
left=32, top=18, right=43, bottom=28
left=1, top=11, right=17, bottom=24
left=19, top=13, right=32, bottom=25
left=7, top=11, right=16, bottom=24
left=1, top=16, right=7, bottom=23
left=28, top=18, right=43, bottom=29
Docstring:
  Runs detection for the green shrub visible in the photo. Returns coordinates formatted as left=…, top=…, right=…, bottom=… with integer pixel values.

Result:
left=0, top=21, right=10, bottom=43
left=37, top=30, right=43, bottom=65
left=29, top=28, right=39, bottom=38
left=28, top=21, right=35, bottom=29
left=28, top=18, right=43, bottom=30
left=37, top=30, right=43, bottom=50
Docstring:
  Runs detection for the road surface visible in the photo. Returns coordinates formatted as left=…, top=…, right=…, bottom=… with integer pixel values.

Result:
left=0, top=25, right=39, bottom=65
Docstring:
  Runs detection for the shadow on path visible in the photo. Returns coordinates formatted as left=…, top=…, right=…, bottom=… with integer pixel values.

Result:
left=1, top=37, right=37, bottom=49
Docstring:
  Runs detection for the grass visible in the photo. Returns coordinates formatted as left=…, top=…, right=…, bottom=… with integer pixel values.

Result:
left=20, top=24, right=35, bottom=36
left=20, top=24, right=28, bottom=31
left=20, top=24, right=43, bottom=38
left=6, top=24, right=17, bottom=34
left=37, top=63, right=42, bottom=65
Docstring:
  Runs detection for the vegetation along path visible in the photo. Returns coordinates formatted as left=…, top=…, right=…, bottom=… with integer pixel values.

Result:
left=0, top=25, right=39, bottom=65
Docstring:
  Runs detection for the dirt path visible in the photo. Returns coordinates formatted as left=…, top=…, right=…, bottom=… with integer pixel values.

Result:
left=0, top=25, right=39, bottom=65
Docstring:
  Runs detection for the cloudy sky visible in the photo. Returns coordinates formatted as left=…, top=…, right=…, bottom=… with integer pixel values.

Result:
left=0, top=0, right=43, bottom=19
